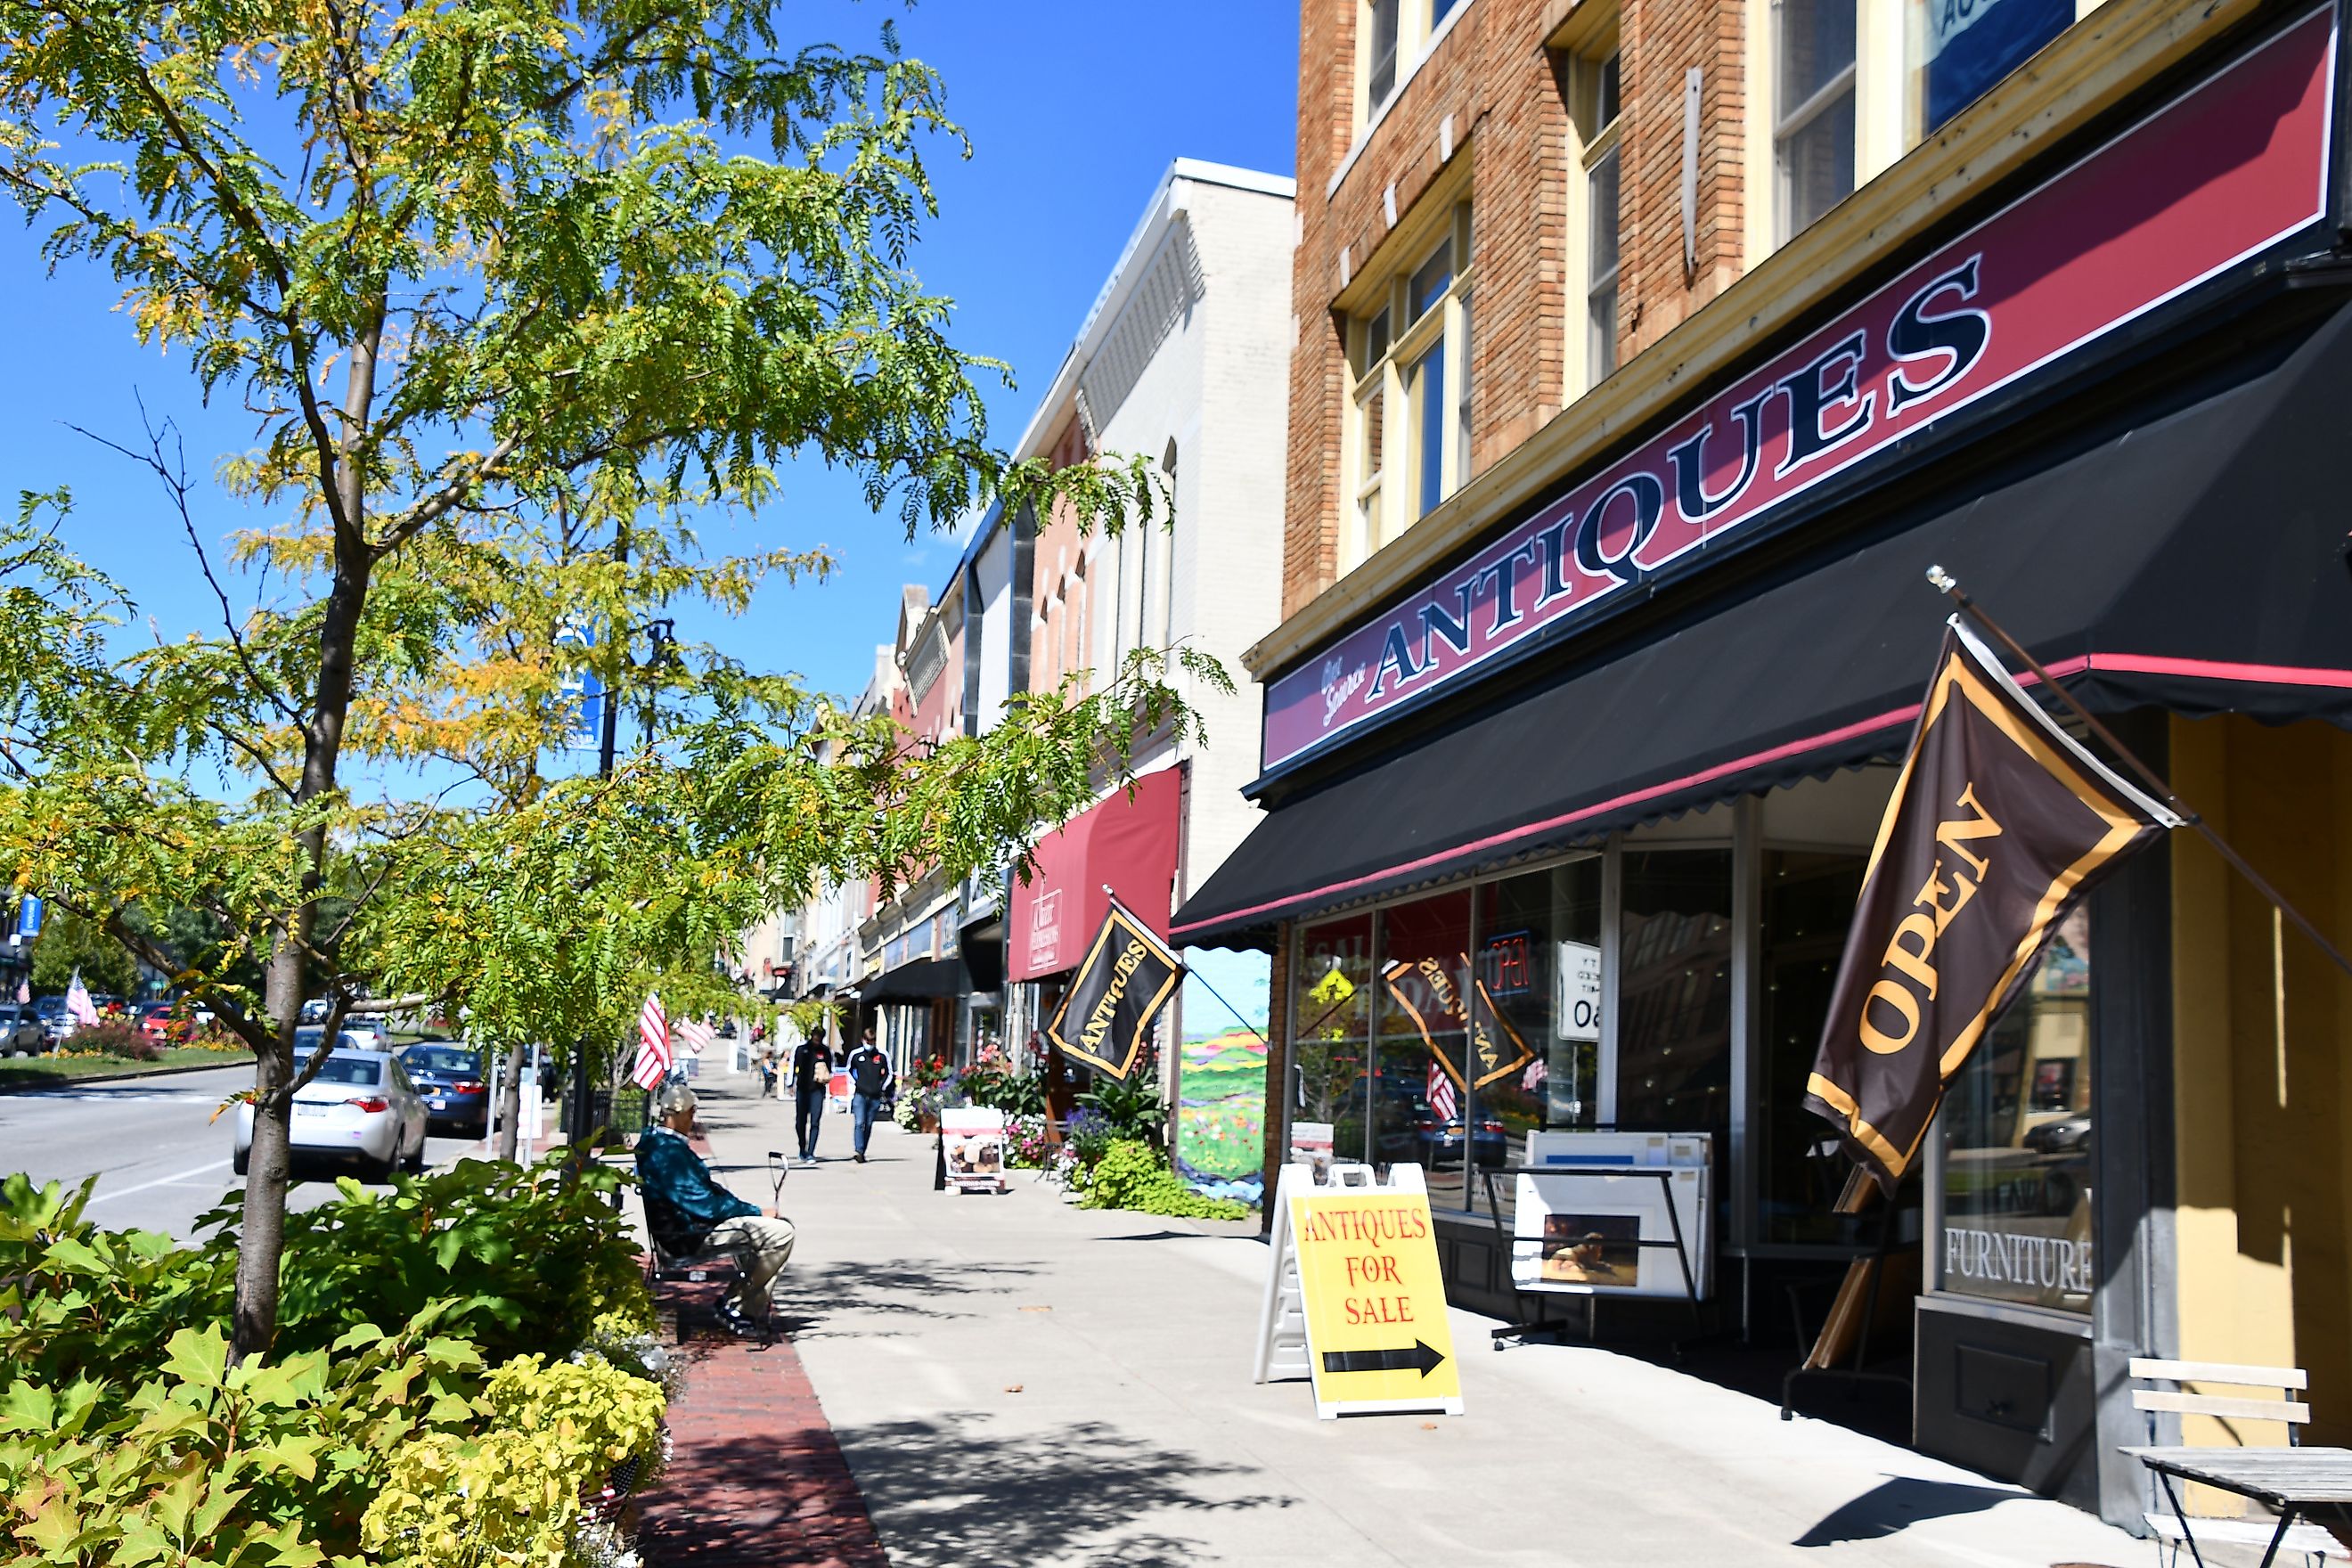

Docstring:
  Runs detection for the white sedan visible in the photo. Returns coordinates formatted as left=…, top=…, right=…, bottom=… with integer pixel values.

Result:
left=233, top=1046, right=429, bottom=1182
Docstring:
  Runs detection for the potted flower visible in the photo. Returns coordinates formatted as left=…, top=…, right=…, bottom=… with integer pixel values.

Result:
left=905, top=1054, right=952, bottom=1132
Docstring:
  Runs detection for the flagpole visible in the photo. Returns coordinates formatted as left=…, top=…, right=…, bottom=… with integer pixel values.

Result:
left=1927, top=567, right=2352, bottom=984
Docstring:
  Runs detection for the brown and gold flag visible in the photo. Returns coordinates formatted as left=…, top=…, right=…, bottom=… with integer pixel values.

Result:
left=1045, top=898, right=1185, bottom=1082
left=1379, top=955, right=1535, bottom=1094
left=1805, top=619, right=2178, bottom=1189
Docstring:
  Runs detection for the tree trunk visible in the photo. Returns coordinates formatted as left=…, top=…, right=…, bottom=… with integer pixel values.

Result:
left=495, top=1041, right=524, bottom=1162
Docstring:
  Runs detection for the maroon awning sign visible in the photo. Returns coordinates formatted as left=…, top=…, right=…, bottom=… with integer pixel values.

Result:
left=1009, top=767, right=1182, bottom=984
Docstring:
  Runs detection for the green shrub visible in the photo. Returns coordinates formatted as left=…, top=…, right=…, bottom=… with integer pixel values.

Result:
left=1077, top=1139, right=1250, bottom=1221
left=0, top=1158, right=664, bottom=1565
left=1077, top=1074, right=1166, bottom=1151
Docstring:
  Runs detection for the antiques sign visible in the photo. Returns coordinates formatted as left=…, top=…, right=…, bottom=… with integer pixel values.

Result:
left=1260, top=9, right=2335, bottom=773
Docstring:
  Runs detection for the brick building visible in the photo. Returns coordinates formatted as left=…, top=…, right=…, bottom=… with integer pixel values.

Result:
left=1181, top=0, right=2352, bottom=1532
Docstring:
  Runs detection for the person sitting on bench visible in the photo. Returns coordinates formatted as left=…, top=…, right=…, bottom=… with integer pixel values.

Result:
left=636, top=1083, right=796, bottom=1336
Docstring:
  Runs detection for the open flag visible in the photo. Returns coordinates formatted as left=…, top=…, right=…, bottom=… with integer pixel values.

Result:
left=630, top=992, right=672, bottom=1090
left=1804, top=618, right=2179, bottom=1189
left=65, top=968, right=98, bottom=1027
left=675, top=1017, right=715, bottom=1057
left=1044, top=896, right=1184, bottom=1081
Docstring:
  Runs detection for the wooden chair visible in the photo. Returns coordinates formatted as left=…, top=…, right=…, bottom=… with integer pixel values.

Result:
left=2129, top=1359, right=2343, bottom=1565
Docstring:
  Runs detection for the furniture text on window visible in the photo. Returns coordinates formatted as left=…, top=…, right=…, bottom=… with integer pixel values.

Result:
left=1935, top=907, right=2094, bottom=1315
left=1775, top=0, right=1857, bottom=242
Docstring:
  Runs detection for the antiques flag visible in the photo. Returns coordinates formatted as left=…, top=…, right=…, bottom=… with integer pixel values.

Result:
left=1380, top=955, right=1535, bottom=1092
left=1044, top=897, right=1184, bottom=1081
left=1804, top=619, right=2179, bottom=1188
left=631, top=991, right=672, bottom=1090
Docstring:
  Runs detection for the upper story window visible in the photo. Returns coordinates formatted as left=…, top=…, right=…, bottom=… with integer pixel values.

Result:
left=1343, top=197, right=1475, bottom=574
left=1361, top=0, right=1467, bottom=124
left=1775, top=0, right=1857, bottom=242
left=1560, top=12, right=1621, bottom=402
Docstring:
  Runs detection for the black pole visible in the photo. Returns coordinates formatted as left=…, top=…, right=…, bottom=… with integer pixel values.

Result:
left=570, top=532, right=628, bottom=1160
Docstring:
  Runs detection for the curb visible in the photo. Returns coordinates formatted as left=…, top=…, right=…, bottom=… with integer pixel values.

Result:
left=0, top=1056, right=254, bottom=1095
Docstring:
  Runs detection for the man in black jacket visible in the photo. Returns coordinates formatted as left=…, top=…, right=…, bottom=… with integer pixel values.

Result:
left=791, top=1032, right=835, bottom=1165
left=844, top=1028, right=893, bottom=1164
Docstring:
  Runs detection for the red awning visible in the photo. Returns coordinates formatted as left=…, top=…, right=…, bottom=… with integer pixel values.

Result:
left=1008, top=766, right=1182, bottom=983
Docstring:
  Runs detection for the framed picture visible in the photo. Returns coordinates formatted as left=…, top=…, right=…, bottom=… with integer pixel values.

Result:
left=1539, top=1213, right=1640, bottom=1286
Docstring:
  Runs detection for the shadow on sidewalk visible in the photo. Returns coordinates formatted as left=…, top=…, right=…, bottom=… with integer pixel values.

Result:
left=827, top=1412, right=1295, bottom=1568
left=765, top=1256, right=1041, bottom=1338
left=1792, top=1475, right=2030, bottom=1547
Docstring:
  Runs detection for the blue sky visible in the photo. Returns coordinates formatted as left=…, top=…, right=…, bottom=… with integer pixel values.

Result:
left=0, top=0, right=1299, bottom=707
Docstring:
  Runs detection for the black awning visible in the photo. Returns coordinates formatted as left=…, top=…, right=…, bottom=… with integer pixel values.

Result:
left=1174, top=302, right=2352, bottom=943
left=860, top=957, right=967, bottom=1003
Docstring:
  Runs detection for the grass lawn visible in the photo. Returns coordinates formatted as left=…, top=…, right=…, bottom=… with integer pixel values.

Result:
left=0, top=1047, right=254, bottom=1093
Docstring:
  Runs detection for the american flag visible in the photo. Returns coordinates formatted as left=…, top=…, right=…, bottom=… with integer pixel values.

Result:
left=1426, top=1058, right=1459, bottom=1123
left=65, top=968, right=98, bottom=1027
left=676, top=1017, right=715, bottom=1057
left=630, top=992, right=671, bottom=1090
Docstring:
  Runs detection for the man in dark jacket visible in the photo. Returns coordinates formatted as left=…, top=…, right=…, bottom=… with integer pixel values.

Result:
left=635, top=1085, right=795, bottom=1335
left=791, top=1032, right=836, bottom=1164
left=844, top=1028, right=893, bottom=1164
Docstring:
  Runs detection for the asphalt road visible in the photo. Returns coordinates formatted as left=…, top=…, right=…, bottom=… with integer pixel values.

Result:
left=0, top=1062, right=530, bottom=1239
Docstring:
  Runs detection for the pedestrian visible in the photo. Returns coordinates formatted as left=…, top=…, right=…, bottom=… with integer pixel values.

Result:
left=633, top=1084, right=795, bottom=1338
left=791, top=1029, right=835, bottom=1164
left=845, top=1027, right=893, bottom=1164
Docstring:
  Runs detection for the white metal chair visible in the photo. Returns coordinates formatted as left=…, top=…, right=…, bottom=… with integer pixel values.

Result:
left=2130, top=1358, right=2343, bottom=1565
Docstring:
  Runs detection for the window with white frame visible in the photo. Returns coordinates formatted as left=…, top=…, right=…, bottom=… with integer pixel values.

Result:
left=1360, top=0, right=1466, bottom=124
left=1775, top=0, right=1857, bottom=242
left=1580, top=45, right=1623, bottom=387
left=1343, top=198, right=1474, bottom=573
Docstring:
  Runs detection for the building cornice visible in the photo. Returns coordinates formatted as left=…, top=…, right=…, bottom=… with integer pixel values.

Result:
left=1245, top=0, right=2268, bottom=682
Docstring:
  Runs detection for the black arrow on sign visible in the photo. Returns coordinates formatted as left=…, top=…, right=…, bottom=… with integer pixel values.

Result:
left=1321, top=1340, right=1446, bottom=1378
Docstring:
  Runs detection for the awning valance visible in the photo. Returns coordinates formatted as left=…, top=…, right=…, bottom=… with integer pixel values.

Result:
left=860, top=958, right=966, bottom=1003
left=1173, top=302, right=2352, bottom=943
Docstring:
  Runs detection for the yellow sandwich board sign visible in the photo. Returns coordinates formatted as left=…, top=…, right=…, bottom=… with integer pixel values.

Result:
left=1266, top=1163, right=1462, bottom=1419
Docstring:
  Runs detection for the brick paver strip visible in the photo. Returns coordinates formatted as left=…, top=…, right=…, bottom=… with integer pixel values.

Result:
left=636, top=1312, right=890, bottom=1568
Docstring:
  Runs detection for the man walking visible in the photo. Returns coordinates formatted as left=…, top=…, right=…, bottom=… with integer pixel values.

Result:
left=635, top=1085, right=795, bottom=1337
left=845, top=1027, right=893, bottom=1164
left=791, top=1029, right=836, bottom=1165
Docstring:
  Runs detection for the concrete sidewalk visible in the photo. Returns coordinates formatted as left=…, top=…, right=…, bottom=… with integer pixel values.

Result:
left=679, top=1072, right=2148, bottom=1568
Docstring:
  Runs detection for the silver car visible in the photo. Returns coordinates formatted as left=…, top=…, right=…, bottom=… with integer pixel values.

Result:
left=232, top=1044, right=429, bottom=1182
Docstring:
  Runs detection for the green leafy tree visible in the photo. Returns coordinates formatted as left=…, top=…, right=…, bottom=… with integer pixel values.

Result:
left=26, top=909, right=137, bottom=999
left=0, top=0, right=1205, bottom=1360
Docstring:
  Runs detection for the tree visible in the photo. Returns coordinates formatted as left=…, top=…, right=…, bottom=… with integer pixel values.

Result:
left=0, top=0, right=1195, bottom=1359
left=27, top=909, right=138, bottom=999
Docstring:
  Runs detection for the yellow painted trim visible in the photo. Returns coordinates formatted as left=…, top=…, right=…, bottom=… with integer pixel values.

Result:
left=1254, top=0, right=2270, bottom=682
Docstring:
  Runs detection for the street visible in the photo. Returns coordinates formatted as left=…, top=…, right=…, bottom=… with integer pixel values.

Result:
left=0, top=1062, right=503, bottom=1238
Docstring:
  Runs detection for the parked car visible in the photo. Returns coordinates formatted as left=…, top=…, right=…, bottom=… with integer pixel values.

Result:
left=400, top=1042, right=490, bottom=1138
left=1411, top=1109, right=1511, bottom=1171
left=0, top=1003, right=44, bottom=1054
left=32, top=995, right=68, bottom=1045
left=137, top=1000, right=194, bottom=1045
left=233, top=1044, right=427, bottom=1182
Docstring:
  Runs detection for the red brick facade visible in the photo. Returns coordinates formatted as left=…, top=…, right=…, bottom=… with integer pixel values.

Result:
left=1286, top=0, right=1754, bottom=619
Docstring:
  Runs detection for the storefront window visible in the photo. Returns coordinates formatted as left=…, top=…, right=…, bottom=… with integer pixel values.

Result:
left=1937, top=907, right=2094, bottom=1314
left=1293, top=913, right=1376, bottom=1167
left=1376, top=891, right=1474, bottom=1209
left=1476, top=856, right=1603, bottom=1139
left=1615, top=849, right=1734, bottom=1131
left=1757, top=849, right=1868, bottom=1245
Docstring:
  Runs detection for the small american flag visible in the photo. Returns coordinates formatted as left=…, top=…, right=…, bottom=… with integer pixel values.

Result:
left=675, top=1017, right=715, bottom=1057
left=630, top=992, right=671, bottom=1090
left=1426, top=1058, right=1459, bottom=1123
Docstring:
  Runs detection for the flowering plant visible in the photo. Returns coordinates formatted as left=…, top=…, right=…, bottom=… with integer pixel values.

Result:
left=906, top=1055, right=952, bottom=1091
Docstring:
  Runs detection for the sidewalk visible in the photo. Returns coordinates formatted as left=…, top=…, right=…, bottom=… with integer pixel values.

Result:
left=663, top=1073, right=2150, bottom=1567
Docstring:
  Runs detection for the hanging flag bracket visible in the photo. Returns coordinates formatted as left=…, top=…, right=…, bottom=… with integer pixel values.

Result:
left=1926, top=566, right=2352, bottom=984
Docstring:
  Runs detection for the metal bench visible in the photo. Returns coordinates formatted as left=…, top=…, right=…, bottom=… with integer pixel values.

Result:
left=2124, top=1358, right=2348, bottom=1566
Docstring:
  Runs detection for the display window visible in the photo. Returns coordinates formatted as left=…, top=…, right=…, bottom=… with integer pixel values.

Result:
left=1934, top=907, right=2094, bottom=1315
left=1475, top=860, right=1604, bottom=1217
left=1614, top=849, right=1735, bottom=1131
left=1293, top=913, right=1376, bottom=1172
left=1376, top=890, right=1474, bottom=1210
